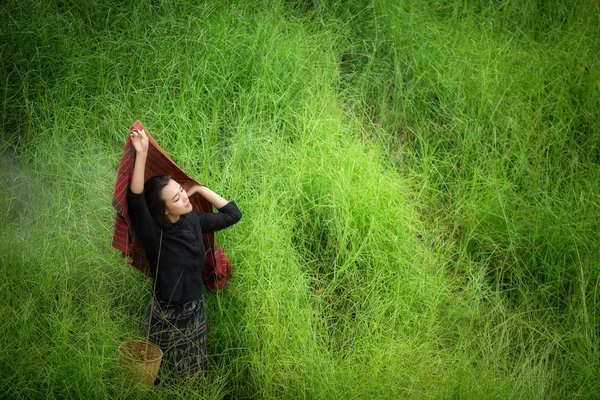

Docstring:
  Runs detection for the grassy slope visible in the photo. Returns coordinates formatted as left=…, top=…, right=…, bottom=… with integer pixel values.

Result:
left=1, top=0, right=598, bottom=398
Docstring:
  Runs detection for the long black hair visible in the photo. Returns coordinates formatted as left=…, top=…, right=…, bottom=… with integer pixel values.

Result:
left=144, top=175, right=172, bottom=229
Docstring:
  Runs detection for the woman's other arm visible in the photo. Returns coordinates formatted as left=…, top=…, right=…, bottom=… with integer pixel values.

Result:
left=188, top=184, right=242, bottom=232
left=187, top=184, right=229, bottom=209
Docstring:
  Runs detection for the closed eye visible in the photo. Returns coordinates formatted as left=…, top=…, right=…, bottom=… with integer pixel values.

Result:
left=172, top=186, right=184, bottom=202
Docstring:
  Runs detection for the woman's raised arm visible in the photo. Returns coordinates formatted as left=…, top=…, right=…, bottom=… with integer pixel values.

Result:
left=129, top=129, right=149, bottom=194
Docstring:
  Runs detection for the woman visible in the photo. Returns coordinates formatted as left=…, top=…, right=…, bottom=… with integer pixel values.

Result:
left=127, top=128, right=242, bottom=378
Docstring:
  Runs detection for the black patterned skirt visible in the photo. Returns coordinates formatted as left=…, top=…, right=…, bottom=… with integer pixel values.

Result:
left=144, top=294, right=208, bottom=377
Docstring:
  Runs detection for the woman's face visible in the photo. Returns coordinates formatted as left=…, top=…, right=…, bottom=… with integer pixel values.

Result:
left=161, top=179, right=193, bottom=222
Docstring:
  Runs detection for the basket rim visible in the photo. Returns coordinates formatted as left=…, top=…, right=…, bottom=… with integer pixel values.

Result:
left=118, top=339, right=163, bottom=362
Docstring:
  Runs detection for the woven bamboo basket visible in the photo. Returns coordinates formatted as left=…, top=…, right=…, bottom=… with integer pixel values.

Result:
left=118, top=340, right=163, bottom=387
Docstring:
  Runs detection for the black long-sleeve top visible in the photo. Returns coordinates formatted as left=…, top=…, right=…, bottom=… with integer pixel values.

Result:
left=127, top=189, right=242, bottom=302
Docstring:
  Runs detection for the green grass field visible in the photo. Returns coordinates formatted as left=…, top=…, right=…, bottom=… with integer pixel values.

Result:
left=1, top=0, right=599, bottom=398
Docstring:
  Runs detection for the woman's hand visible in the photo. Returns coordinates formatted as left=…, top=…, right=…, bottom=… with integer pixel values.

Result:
left=186, top=183, right=206, bottom=197
left=130, top=129, right=149, bottom=154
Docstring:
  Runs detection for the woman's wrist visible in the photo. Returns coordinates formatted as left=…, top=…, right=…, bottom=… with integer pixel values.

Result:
left=197, top=186, right=229, bottom=209
left=187, top=183, right=205, bottom=196
left=195, top=184, right=207, bottom=193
